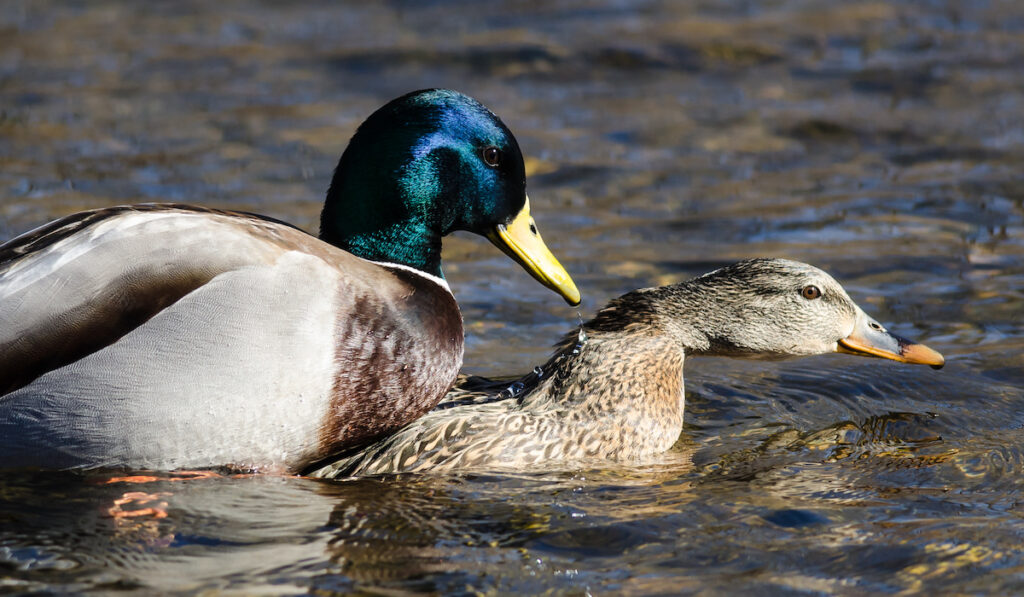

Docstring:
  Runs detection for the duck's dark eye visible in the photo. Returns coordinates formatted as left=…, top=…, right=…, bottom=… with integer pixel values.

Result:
left=482, top=146, right=502, bottom=167
left=801, top=285, right=822, bottom=300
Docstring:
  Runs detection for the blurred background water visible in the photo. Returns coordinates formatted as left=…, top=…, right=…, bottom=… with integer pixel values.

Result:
left=1, top=0, right=1023, bottom=594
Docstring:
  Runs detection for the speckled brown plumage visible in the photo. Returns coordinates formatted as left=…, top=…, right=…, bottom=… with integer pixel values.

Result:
left=310, top=258, right=944, bottom=477
left=310, top=323, right=684, bottom=477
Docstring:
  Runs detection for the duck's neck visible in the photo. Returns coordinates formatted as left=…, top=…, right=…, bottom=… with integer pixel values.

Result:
left=526, top=328, right=689, bottom=460
left=518, top=285, right=731, bottom=459
left=318, top=124, right=450, bottom=278
left=320, top=210, right=443, bottom=277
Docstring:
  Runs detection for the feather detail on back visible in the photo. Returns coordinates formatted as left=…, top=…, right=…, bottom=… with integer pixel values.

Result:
left=0, top=205, right=463, bottom=472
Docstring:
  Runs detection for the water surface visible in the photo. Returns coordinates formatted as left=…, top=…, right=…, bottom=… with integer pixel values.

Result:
left=1, top=0, right=1023, bottom=594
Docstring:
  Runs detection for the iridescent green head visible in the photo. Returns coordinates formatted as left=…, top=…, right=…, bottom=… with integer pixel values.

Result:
left=320, top=89, right=579, bottom=305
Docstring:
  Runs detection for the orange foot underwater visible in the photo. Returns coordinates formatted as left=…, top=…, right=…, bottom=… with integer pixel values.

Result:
left=103, top=470, right=226, bottom=485
left=107, top=491, right=172, bottom=519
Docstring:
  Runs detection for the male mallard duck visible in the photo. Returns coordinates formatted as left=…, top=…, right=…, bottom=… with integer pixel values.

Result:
left=0, top=89, right=579, bottom=472
left=310, top=258, right=944, bottom=477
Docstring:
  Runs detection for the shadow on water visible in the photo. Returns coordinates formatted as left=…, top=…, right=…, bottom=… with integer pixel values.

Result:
left=2, top=0, right=1024, bottom=593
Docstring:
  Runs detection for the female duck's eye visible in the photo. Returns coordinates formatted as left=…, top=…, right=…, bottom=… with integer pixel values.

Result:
left=801, top=285, right=822, bottom=300
left=482, top=146, right=502, bottom=167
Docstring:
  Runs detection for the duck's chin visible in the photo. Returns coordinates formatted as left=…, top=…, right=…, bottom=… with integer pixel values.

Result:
left=696, top=350, right=817, bottom=362
left=741, top=353, right=814, bottom=362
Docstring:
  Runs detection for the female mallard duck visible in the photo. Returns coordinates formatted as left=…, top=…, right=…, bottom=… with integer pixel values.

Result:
left=0, top=89, right=579, bottom=472
left=310, top=258, right=944, bottom=477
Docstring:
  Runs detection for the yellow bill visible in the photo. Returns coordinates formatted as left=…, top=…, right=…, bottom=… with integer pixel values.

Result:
left=486, top=196, right=581, bottom=306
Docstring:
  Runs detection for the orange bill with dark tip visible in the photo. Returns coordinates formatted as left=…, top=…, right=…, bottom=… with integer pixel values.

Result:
left=838, top=333, right=945, bottom=369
